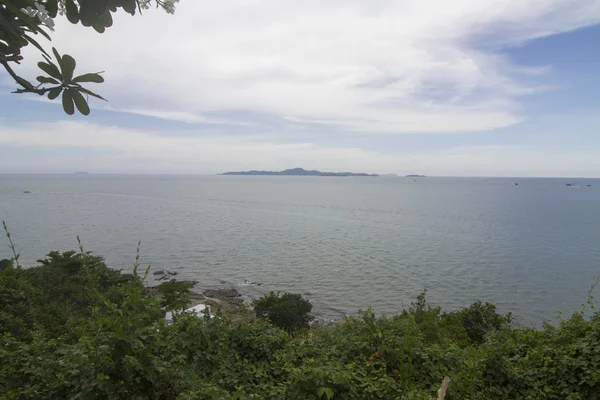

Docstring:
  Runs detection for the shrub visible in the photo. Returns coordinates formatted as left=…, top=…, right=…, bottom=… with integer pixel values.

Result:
left=0, top=250, right=137, bottom=341
left=2, top=246, right=600, bottom=399
left=444, top=300, right=513, bottom=344
left=153, top=279, right=195, bottom=311
left=253, top=292, right=313, bottom=334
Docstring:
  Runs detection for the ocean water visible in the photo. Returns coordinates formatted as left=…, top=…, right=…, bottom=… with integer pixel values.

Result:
left=1, top=174, right=599, bottom=324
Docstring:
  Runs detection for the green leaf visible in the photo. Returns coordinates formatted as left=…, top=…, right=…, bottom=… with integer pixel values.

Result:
left=77, top=87, right=107, bottom=101
left=0, top=1, right=35, bottom=32
left=71, top=89, right=90, bottom=115
left=23, top=34, right=50, bottom=57
left=37, top=76, right=60, bottom=84
left=38, top=62, right=63, bottom=81
left=48, top=87, right=63, bottom=100
left=92, top=9, right=113, bottom=33
left=62, top=89, right=75, bottom=115
left=316, top=387, right=334, bottom=400
left=65, top=0, right=80, bottom=24
left=59, top=54, right=76, bottom=82
left=33, top=24, right=52, bottom=41
left=121, top=0, right=137, bottom=15
left=0, top=12, right=21, bottom=36
left=15, top=76, right=34, bottom=90
left=0, top=42, right=14, bottom=55
left=92, top=24, right=106, bottom=34
left=46, top=0, right=59, bottom=18
left=73, top=73, right=104, bottom=84
left=52, top=48, right=62, bottom=65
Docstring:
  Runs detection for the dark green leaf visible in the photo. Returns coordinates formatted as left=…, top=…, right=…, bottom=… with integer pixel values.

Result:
left=15, top=76, right=34, bottom=90
left=62, top=89, right=75, bottom=115
left=37, top=76, right=60, bottom=84
left=35, top=25, right=51, bottom=41
left=0, top=42, right=14, bottom=54
left=92, top=24, right=106, bottom=34
left=0, top=12, right=21, bottom=36
left=46, top=0, right=59, bottom=18
left=38, top=62, right=63, bottom=81
left=65, top=0, right=80, bottom=24
left=23, top=34, right=50, bottom=57
left=48, top=87, right=63, bottom=100
left=59, top=54, right=76, bottom=82
left=71, top=89, right=90, bottom=115
left=93, top=8, right=113, bottom=31
left=121, top=0, right=137, bottom=15
left=0, top=1, right=34, bottom=32
left=73, top=73, right=104, bottom=83
left=77, top=87, right=107, bottom=101
left=52, top=47, right=62, bottom=65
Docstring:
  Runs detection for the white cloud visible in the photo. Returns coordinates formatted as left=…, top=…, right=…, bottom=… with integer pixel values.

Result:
left=2, top=121, right=600, bottom=176
left=12, top=0, right=600, bottom=133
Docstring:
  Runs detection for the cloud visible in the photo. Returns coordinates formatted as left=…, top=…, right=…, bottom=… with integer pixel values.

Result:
left=2, top=121, right=600, bottom=176
left=12, top=0, right=600, bottom=133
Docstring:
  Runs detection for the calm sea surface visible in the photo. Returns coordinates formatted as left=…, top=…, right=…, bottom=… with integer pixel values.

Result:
left=1, top=174, right=599, bottom=324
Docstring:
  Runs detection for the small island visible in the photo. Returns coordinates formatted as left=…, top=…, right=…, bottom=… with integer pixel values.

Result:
left=406, top=174, right=426, bottom=178
left=222, top=167, right=378, bottom=177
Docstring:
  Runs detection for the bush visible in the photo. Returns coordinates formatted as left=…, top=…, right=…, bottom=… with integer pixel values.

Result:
left=444, top=300, right=513, bottom=344
left=2, top=247, right=600, bottom=399
left=0, top=250, right=138, bottom=341
left=153, top=279, right=195, bottom=311
left=253, top=292, right=314, bottom=334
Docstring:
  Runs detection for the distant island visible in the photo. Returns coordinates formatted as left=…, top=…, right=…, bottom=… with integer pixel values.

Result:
left=222, top=167, right=378, bottom=177
left=74, top=171, right=90, bottom=175
left=406, top=174, right=426, bottom=178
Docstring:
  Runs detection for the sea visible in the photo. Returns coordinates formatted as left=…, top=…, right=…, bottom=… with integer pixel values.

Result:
left=1, top=174, right=599, bottom=325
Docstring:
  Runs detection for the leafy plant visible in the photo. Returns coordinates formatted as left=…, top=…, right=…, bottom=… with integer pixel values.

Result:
left=0, top=0, right=180, bottom=114
left=153, top=279, right=194, bottom=311
left=2, top=240, right=600, bottom=399
left=253, top=291, right=314, bottom=334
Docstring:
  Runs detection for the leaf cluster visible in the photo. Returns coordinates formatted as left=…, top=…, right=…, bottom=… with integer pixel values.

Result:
left=1, top=0, right=175, bottom=114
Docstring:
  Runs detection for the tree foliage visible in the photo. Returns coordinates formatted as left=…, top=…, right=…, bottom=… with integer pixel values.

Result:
left=1, top=249, right=600, bottom=399
left=0, top=0, right=178, bottom=114
left=253, top=291, right=314, bottom=334
left=153, top=279, right=195, bottom=311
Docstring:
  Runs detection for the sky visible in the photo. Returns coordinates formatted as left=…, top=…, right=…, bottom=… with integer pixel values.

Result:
left=1, top=0, right=599, bottom=176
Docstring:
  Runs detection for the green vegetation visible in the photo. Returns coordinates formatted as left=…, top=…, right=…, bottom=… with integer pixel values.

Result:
left=1, top=0, right=178, bottom=114
left=1, top=243, right=600, bottom=399
left=153, top=279, right=196, bottom=311
left=253, top=291, right=314, bottom=334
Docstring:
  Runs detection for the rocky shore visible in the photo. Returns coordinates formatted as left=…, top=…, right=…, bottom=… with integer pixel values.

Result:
left=148, top=270, right=334, bottom=327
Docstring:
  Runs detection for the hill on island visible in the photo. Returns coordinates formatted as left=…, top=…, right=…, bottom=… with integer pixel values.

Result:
left=222, top=168, right=378, bottom=177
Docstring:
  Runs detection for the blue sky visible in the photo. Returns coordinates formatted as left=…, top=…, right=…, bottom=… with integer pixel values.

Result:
left=1, top=0, right=599, bottom=176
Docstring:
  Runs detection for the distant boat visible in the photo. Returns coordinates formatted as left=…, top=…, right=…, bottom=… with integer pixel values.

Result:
left=406, top=174, right=426, bottom=178
left=23, top=190, right=31, bottom=194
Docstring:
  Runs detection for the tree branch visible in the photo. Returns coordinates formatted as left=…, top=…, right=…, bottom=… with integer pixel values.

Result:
left=0, top=54, right=48, bottom=95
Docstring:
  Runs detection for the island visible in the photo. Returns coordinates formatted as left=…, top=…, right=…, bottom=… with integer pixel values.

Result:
left=406, top=174, right=426, bottom=178
left=74, top=171, right=90, bottom=175
left=221, top=167, right=378, bottom=177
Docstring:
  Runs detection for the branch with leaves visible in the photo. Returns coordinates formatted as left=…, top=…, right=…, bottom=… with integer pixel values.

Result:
left=0, top=0, right=178, bottom=115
